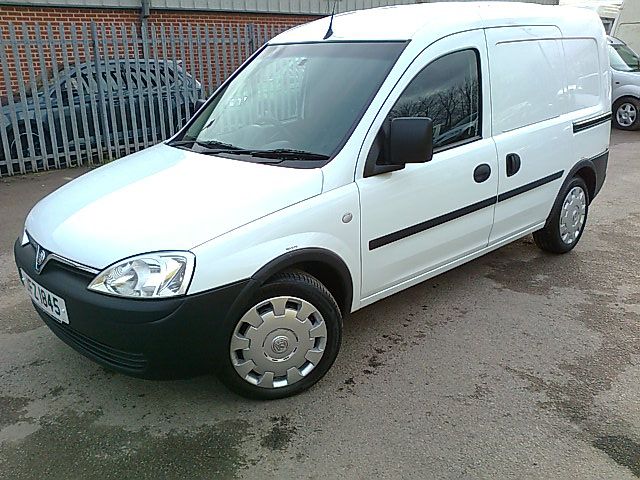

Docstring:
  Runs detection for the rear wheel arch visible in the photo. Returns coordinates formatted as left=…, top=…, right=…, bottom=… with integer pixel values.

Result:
left=565, top=159, right=598, bottom=204
left=574, top=166, right=596, bottom=202
left=534, top=175, right=589, bottom=254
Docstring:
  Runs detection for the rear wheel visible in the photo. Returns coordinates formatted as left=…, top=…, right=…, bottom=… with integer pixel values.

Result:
left=533, top=176, right=589, bottom=254
left=217, top=271, right=342, bottom=399
left=613, top=97, right=640, bottom=130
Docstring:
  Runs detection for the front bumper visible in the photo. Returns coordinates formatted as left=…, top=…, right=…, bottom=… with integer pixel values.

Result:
left=14, top=239, right=248, bottom=379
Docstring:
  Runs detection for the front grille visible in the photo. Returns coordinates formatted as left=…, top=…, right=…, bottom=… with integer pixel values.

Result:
left=25, top=232, right=99, bottom=279
left=41, top=312, right=148, bottom=373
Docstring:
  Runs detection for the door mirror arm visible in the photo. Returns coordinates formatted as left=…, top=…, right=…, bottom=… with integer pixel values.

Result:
left=363, top=129, right=405, bottom=178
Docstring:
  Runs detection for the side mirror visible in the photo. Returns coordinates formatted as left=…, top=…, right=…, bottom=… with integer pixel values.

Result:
left=388, top=117, right=434, bottom=165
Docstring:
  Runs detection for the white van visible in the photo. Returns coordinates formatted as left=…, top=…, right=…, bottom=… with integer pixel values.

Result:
left=15, top=3, right=611, bottom=399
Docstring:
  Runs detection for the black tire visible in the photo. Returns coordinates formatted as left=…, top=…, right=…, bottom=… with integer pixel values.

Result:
left=533, top=176, right=589, bottom=254
left=7, top=123, right=50, bottom=171
left=612, top=97, right=640, bottom=131
left=216, top=271, right=342, bottom=400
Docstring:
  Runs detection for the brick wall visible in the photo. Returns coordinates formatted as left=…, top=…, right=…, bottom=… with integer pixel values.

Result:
left=0, top=5, right=320, bottom=96
left=0, top=5, right=319, bottom=30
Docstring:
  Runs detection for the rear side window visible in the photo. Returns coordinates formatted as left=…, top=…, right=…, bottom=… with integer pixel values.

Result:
left=389, top=49, right=481, bottom=149
left=488, top=37, right=564, bottom=132
left=564, top=39, right=601, bottom=110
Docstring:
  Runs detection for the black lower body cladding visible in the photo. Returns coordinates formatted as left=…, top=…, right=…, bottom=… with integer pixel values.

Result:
left=14, top=239, right=248, bottom=378
left=591, top=150, right=608, bottom=199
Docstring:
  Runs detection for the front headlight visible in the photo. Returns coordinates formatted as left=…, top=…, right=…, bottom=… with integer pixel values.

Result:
left=88, top=252, right=195, bottom=298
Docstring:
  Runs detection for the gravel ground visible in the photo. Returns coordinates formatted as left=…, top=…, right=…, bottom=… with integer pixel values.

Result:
left=0, top=130, right=638, bottom=479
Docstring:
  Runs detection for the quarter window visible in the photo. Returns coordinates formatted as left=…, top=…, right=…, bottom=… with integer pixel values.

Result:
left=389, top=49, right=481, bottom=149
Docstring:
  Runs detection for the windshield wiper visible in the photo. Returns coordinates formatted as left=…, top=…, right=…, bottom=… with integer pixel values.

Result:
left=168, top=141, right=328, bottom=162
left=195, top=140, right=244, bottom=151
left=167, top=139, right=243, bottom=151
left=243, top=149, right=329, bottom=161
left=197, top=147, right=329, bottom=161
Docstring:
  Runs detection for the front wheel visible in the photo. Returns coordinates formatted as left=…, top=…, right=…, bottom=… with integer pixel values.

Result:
left=217, top=271, right=342, bottom=399
left=613, top=97, right=640, bottom=130
left=533, top=176, right=589, bottom=254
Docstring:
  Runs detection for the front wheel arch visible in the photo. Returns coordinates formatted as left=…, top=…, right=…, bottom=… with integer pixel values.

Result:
left=249, top=248, right=353, bottom=318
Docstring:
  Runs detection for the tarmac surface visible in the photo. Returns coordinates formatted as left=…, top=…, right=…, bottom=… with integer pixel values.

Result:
left=0, top=130, right=638, bottom=479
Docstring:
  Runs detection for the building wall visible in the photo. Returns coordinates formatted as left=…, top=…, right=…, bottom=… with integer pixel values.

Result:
left=0, top=0, right=417, bottom=15
left=0, top=4, right=318, bottom=31
left=0, top=0, right=558, bottom=14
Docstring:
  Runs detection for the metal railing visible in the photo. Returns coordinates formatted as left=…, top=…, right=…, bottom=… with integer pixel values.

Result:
left=0, top=21, right=286, bottom=177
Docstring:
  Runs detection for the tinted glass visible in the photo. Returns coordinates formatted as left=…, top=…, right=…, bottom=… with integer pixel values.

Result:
left=609, top=44, right=640, bottom=72
left=178, top=42, right=405, bottom=160
left=389, top=49, right=480, bottom=148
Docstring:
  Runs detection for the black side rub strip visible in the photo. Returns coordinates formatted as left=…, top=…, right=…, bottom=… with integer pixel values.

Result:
left=497, top=170, right=564, bottom=203
left=369, top=170, right=565, bottom=250
left=573, top=112, right=612, bottom=133
left=369, top=197, right=497, bottom=250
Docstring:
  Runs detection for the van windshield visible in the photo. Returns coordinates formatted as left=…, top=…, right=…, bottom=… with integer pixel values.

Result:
left=170, top=41, right=406, bottom=166
left=609, top=44, right=640, bottom=72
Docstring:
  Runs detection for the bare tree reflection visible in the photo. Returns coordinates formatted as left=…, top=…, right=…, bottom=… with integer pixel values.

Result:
left=389, top=79, right=479, bottom=147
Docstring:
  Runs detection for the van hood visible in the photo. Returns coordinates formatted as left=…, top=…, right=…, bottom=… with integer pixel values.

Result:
left=25, top=144, right=323, bottom=269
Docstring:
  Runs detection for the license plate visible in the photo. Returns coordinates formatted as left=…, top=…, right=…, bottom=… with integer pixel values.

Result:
left=21, top=269, right=69, bottom=324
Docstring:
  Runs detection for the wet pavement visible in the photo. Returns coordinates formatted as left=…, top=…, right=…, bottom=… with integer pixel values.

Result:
left=0, top=130, right=638, bottom=479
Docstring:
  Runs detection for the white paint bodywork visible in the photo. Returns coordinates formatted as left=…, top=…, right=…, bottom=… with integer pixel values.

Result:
left=25, top=2, right=610, bottom=313
left=25, top=144, right=323, bottom=269
left=356, top=29, right=499, bottom=299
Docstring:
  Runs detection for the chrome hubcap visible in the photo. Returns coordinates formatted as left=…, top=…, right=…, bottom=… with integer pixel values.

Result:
left=230, top=296, right=327, bottom=389
left=559, top=186, right=586, bottom=245
left=617, top=103, right=637, bottom=127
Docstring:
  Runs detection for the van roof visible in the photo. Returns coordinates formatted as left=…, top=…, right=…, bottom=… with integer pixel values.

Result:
left=271, top=2, right=601, bottom=44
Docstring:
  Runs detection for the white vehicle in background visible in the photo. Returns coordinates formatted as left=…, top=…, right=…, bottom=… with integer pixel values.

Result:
left=558, top=0, right=622, bottom=34
left=15, top=3, right=611, bottom=399
left=608, top=35, right=640, bottom=129
left=612, top=0, right=640, bottom=53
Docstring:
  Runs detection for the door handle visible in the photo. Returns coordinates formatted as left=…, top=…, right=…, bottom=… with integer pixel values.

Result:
left=506, top=153, right=521, bottom=177
left=473, top=163, right=492, bottom=183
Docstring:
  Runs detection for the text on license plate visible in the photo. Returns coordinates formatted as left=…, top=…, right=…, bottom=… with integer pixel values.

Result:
left=21, top=269, right=69, bottom=324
